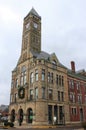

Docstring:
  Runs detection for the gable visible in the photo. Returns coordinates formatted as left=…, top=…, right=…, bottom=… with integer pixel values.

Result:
left=50, top=53, right=59, bottom=65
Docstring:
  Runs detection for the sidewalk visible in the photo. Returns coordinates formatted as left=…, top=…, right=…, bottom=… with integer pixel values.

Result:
left=0, top=122, right=85, bottom=130
left=15, top=124, right=85, bottom=130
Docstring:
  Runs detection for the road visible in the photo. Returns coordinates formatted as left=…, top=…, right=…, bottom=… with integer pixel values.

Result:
left=7, top=127, right=84, bottom=130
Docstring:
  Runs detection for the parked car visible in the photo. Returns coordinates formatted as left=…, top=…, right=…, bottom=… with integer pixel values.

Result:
left=1, top=116, right=8, bottom=122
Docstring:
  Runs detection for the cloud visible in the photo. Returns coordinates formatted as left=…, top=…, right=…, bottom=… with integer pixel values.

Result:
left=0, top=83, right=10, bottom=105
left=0, top=5, right=20, bottom=24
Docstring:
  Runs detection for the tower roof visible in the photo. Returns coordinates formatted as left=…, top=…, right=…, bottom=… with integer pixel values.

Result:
left=24, top=8, right=41, bottom=19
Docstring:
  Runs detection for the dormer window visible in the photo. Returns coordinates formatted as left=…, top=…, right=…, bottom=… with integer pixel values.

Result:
left=52, top=60, right=57, bottom=69
left=52, top=60, right=56, bottom=65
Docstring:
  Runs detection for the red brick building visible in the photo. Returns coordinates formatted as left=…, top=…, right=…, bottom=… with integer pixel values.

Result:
left=68, top=61, right=86, bottom=124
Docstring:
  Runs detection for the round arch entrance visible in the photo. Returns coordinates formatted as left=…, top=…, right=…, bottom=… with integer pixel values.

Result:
left=18, top=108, right=23, bottom=124
left=80, top=108, right=83, bottom=121
left=10, top=109, right=15, bottom=122
left=27, top=108, right=33, bottom=123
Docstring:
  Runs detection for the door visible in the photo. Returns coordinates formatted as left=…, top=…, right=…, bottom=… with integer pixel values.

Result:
left=27, top=108, right=33, bottom=123
left=80, top=108, right=83, bottom=122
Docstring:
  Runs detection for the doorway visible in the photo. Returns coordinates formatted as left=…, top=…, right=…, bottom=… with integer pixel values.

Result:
left=10, top=109, right=15, bottom=122
left=18, top=108, right=23, bottom=123
left=27, top=108, right=33, bottom=123
left=80, top=108, right=83, bottom=122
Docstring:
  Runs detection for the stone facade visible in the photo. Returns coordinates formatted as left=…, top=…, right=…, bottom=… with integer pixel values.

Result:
left=9, top=8, right=86, bottom=126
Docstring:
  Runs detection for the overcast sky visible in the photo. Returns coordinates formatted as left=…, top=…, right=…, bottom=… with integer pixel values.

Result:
left=0, top=0, right=86, bottom=105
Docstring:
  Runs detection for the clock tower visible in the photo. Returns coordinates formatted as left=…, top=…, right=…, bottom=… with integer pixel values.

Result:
left=9, top=8, right=70, bottom=126
left=20, top=8, right=41, bottom=63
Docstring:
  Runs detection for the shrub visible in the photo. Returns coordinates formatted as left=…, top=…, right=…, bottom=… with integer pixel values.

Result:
left=4, top=121, right=14, bottom=127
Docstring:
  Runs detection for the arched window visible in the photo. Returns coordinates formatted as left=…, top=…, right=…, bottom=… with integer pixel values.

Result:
left=35, top=87, right=38, bottom=99
left=20, top=66, right=26, bottom=85
left=35, top=69, right=38, bottom=81
left=42, top=69, right=45, bottom=81
left=30, top=72, right=34, bottom=83
left=30, top=89, right=33, bottom=100
left=21, top=66, right=26, bottom=72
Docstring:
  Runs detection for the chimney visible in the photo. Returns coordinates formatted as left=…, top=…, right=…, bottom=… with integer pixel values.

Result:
left=71, top=61, right=75, bottom=72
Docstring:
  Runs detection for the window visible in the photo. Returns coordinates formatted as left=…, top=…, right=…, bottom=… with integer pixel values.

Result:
left=72, top=94, right=75, bottom=103
left=71, top=80, right=74, bottom=89
left=30, top=72, right=34, bottom=83
left=48, top=72, right=54, bottom=84
left=15, top=93, right=17, bottom=102
left=71, top=108, right=77, bottom=115
left=20, top=66, right=26, bottom=85
left=69, top=93, right=75, bottom=102
left=35, top=88, right=38, bottom=99
left=30, top=89, right=33, bottom=100
left=59, top=75, right=61, bottom=86
left=24, top=71, right=26, bottom=85
left=58, top=91, right=60, bottom=101
left=35, top=69, right=38, bottom=81
left=51, top=73, right=53, bottom=83
left=42, top=69, right=45, bottom=81
left=42, top=87, right=45, bottom=99
left=76, top=82, right=80, bottom=90
left=16, top=79, right=18, bottom=88
left=58, top=91, right=64, bottom=102
left=48, top=72, right=50, bottom=83
left=62, top=76, right=64, bottom=86
left=56, top=75, right=58, bottom=85
left=78, top=95, right=82, bottom=103
left=52, top=60, right=57, bottom=69
left=25, top=22, right=30, bottom=29
left=49, top=89, right=53, bottom=100
left=69, top=93, right=72, bottom=101
left=21, top=66, right=26, bottom=72
left=61, top=92, right=64, bottom=101
left=56, top=75, right=64, bottom=87
left=69, top=80, right=74, bottom=89
left=52, top=60, right=56, bottom=65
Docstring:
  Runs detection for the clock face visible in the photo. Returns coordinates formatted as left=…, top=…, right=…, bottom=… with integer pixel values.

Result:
left=33, top=23, right=38, bottom=28
left=25, top=22, right=30, bottom=29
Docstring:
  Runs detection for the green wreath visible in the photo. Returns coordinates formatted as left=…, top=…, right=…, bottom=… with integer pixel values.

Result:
left=18, top=87, right=25, bottom=99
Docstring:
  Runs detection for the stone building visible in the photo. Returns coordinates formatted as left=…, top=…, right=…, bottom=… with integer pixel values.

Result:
left=9, top=8, right=70, bottom=126
left=9, top=8, right=86, bottom=126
